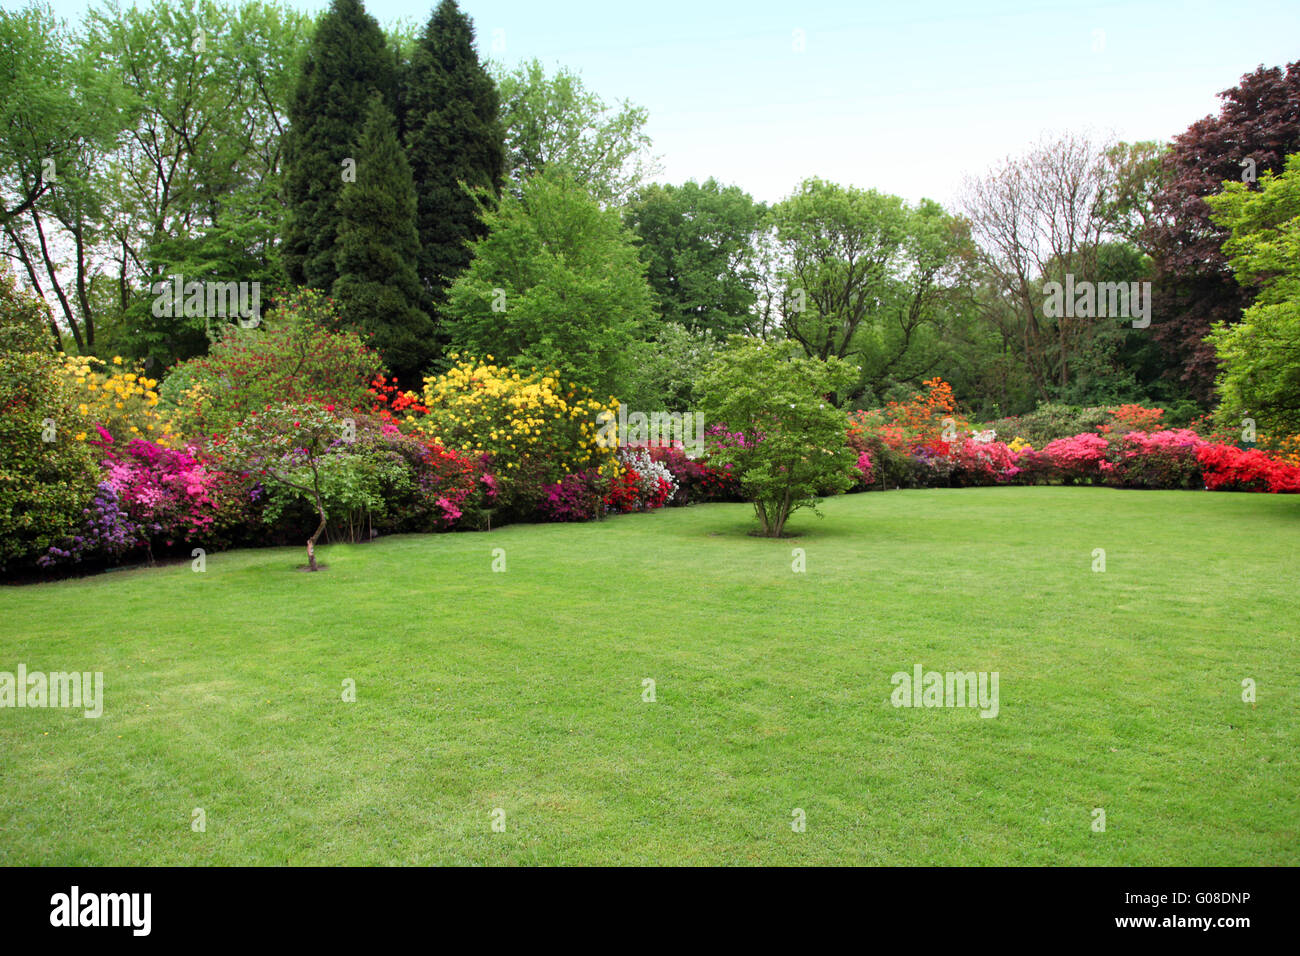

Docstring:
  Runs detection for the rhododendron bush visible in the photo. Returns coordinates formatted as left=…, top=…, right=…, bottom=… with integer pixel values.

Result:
left=413, top=356, right=619, bottom=518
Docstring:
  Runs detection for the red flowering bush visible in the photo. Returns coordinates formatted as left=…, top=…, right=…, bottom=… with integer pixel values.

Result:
left=949, top=438, right=1020, bottom=486
left=648, top=443, right=742, bottom=504
left=1197, top=443, right=1300, bottom=493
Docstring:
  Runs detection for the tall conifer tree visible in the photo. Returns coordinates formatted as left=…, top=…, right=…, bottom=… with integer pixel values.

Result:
left=282, top=0, right=396, bottom=292
left=332, top=95, right=436, bottom=383
left=402, top=1, right=505, bottom=318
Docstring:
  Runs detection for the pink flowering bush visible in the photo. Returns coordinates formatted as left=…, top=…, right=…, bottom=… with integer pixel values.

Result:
left=1106, top=429, right=1206, bottom=489
left=1042, top=433, right=1111, bottom=483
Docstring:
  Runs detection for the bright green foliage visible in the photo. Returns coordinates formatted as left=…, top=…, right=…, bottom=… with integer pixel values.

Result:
left=0, top=276, right=99, bottom=571
left=624, top=179, right=766, bottom=338
left=621, top=322, right=721, bottom=413
left=332, top=96, right=435, bottom=384
left=282, top=0, right=396, bottom=292
left=401, top=0, right=504, bottom=312
left=495, top=58, right=657, bottom=205
left=700, top=338, right=859, bottom=537
left=443, top=169, right=655, bottom=398
left=1206, top=152, right=1300, bottom=438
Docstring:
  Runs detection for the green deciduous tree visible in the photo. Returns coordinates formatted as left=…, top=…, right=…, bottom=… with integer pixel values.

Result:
left=699, top=338, right=858, bottom=538
left=443, top=169, right=655, bottom=399
left=624, top=179, right=766, bottom=339
left=1206, top=152, right=1300, bottom=438
left=495, top=58, right=658, bottom=205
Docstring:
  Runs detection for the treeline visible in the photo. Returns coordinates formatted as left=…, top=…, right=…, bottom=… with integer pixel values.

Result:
left=3, top=0, right=1299, bottom=433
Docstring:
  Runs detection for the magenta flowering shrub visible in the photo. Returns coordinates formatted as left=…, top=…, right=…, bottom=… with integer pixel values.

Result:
left=855, top=450, right=874, bottom=487
left=538, top=470, right=607, bottom=522
left=102, top=434, right=220, bottom=544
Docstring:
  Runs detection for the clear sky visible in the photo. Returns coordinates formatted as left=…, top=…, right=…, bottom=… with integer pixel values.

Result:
left=20, top=0, right=1300, bottom=207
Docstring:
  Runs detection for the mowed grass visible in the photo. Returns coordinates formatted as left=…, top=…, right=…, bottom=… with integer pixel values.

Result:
left=0, top=487, right=1296, bottom=866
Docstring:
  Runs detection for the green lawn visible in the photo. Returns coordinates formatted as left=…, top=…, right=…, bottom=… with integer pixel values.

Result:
left=1, top=487, right=1296, bottom=865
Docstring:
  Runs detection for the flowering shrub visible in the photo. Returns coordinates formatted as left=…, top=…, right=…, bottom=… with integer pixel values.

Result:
left=539, top=470, right=607, bottom=522
left=59, top=353, right=175, bottom=447
left=37, top=482, right=136, bottom=567
left=855, top=451, right=874, bottom=487
left=1042, top=432, right=1111, bottom=483
left=880, top=378, right=968, bottom=447
left=1106, top=429, right=1205, bottom=489
left=97, top=430, right=221, bottom=548
left=1197, top=443, right=1300, bottom=493
left=1105, top=404, right=1165, bottom=434
left=414, top=356, right=619, bottom=517
left=949, top=438, right=1021, bottom=486
left=646, top=443, right=741, bottom=504
left=160, top=289, right=383, bottom=440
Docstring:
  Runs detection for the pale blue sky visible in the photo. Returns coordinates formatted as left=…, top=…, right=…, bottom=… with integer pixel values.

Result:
left=19, top=0, right=1300, bottom=206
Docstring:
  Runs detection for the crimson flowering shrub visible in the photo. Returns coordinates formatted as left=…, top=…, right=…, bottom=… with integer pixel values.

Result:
left=647, top=442, right=741, bottom=504
left=1197, top=443, right=1300, bottom=493
left=948, top=438, right=1021, bottom=487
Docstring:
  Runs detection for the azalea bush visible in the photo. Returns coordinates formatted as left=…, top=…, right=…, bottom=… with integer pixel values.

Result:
left=414, top=355, right=619, bottom=518
left=1197, top=443, right=1300, bottom=493
left=58, top=353, right=175, bottom=447
left=648, top=441, right=742, bottom=504
left=1042, top=432, right=1111, bottom=483
left=539, top=470, right=607, bottom=522
left=604, top=447, right=676, bottom=513
left=1105, top=429, right=1205, bottom=489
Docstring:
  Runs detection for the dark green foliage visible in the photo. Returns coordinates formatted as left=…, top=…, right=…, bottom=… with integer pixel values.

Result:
left=401, top=0, right=504, bottom=315
left=282, top=0, right=396, bottom=292
left=332, top=96, right=435, bottom=384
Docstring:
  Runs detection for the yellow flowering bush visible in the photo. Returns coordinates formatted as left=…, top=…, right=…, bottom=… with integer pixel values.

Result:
left=58, top=354, right=177, bottom=447
left=413, top=355, right=620, bottom=514
left=1007, top=436, right=1032, bottom=453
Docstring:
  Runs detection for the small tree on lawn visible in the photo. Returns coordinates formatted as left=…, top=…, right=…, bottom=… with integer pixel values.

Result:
left=213, top=403, right=346, bottom=571
left=700, top=338, right=859, bottom=537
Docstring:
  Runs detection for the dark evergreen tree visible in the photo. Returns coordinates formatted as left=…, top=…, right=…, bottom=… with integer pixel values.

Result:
left=332, top=95, right=436, bottom=384
left=282, top=0, right=396, bottom=292
left=402, top=0, right=505, bottom=317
